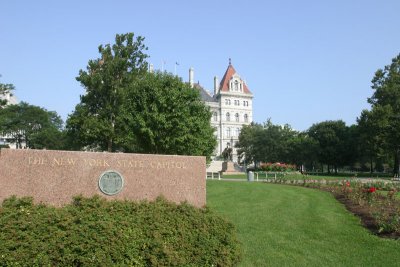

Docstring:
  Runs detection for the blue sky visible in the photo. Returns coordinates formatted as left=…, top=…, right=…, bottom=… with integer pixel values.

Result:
left=1, top=0, right=399, bottom=131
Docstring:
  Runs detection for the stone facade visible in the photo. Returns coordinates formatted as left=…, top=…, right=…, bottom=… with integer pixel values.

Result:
left=191, top=61, right=253, bottom=162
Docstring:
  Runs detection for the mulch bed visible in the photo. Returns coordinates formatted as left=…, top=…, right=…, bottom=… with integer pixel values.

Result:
left=332, top=192, right=400, bottom=240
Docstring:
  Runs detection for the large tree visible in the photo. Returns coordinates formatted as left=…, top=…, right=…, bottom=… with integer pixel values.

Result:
left=68, top=33, right=149, bottom=152
left=284, top=132, right=319, bottom=171
left=0, top=102, right=64, bottom=149
left=118, top=72, right=216, bottom=158
left=365, top=53, right=400, bottom=175
left=236, top=120, right=298, bottom=166
left=357, top=106, right=389, bottom=172
left=67, top=34, right=216, bottom=159
left=307, top=120, right=353, bottom=173
left=236, top=123, right=264, bottom=165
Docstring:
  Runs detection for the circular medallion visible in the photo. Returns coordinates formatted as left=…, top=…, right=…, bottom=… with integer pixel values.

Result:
left=98, top=170, right=124, bottom=195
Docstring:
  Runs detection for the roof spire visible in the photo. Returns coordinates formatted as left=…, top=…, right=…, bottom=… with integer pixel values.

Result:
left=229, top=58, right=232, bottom=65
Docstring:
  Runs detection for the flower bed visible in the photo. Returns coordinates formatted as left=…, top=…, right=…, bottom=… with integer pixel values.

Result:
left=260, top=162, right=296, bottom=172
left=263, top=178, right=400, bottom=238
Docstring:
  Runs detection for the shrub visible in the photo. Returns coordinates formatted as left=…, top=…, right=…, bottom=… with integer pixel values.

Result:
left=0, top=196, right=241, bottom=266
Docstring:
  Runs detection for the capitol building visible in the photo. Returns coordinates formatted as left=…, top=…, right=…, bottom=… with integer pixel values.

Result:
left=189, top=60, right=253, bottom=162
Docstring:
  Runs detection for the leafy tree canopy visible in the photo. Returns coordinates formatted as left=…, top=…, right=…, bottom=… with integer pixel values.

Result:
left=360, top=53, right=400, bottom=174
left=0, top=102, right=64, bottom=149
left=236, top=119, right=299, bottom=166
left=70, top=33, right=149, bottom=152
left=118, top=72, right=216, bottom=159
left=67, top=33, right=216, bottom=160
left=368, top=54, right=400, bottom=109
left=307, top=120, right=353, bottom=172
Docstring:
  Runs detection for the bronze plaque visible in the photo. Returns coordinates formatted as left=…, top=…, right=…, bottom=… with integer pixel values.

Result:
left=98, top=170, right=124, bottom=195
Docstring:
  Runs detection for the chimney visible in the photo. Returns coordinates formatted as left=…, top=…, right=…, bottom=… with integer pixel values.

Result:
left=214, top=76, right=219, bottom=95
left=189, top=67, right=194, bottom=88
left=149, top=63, right=154, bottom=73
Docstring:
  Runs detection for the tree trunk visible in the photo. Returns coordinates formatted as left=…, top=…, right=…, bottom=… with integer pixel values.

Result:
left=393, top=152, right=399, bottom=177
left=370, top=157, right=373, bottom=174
left=107, top=138, right=112, bottom=152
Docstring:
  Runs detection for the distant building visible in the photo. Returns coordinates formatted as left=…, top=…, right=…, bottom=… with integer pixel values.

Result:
left=190, top=60, right=253, bottom=162
left=0, top=91, right=18, bottom=106
left=0, top=92, right=19, bottom=148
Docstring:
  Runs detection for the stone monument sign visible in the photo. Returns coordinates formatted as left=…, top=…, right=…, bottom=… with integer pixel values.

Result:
left=0, top=149, right=205, bottom=207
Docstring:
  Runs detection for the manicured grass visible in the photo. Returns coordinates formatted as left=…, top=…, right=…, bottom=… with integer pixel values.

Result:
left=207, top=181, right=400, bottom=267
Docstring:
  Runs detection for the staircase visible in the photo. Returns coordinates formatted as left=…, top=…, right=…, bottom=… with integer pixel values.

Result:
left=206, top=160, right=224, bottom=172
left=207, top=160, right=244, bottom=173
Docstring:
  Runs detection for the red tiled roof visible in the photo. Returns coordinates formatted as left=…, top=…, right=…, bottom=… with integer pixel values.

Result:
left=219, top=64, right=251, bottom=94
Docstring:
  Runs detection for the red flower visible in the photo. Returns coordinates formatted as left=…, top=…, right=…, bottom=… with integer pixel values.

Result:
left=368, top=187, right=376, bottom=193
left=345, top=182, right=350, bottom=187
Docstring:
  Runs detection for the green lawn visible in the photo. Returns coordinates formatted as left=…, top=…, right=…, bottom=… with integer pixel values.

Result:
left=207, top=181, right=400, bottom=267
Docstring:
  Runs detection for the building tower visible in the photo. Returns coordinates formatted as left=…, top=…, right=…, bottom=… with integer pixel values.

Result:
left=192, top=60, right=253, bottom=162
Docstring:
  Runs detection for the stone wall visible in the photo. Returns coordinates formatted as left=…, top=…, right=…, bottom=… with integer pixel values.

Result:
left=0, top=149, right=205, bottom=207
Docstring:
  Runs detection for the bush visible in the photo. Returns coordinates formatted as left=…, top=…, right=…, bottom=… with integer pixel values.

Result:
left=0, top=196, right=241, bottom=266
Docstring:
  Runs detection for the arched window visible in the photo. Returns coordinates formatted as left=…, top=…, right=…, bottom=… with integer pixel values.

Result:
left=244, top=114, right=248, bottom=122
left=235, top=113, right=239, bottom=122
left=234, top=80, right=239, bottom=91
left=213, top=112, right=218, bottom=122
left=226, top=112, right=230, bottom=122
left=225, top=99, right=231, bottom=105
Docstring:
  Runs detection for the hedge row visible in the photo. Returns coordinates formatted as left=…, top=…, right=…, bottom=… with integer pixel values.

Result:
left=0, top=196, right=241, bottom=266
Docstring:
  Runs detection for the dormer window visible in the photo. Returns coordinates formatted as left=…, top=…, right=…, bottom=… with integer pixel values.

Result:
left=229, top=75, right=243, bottom=92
